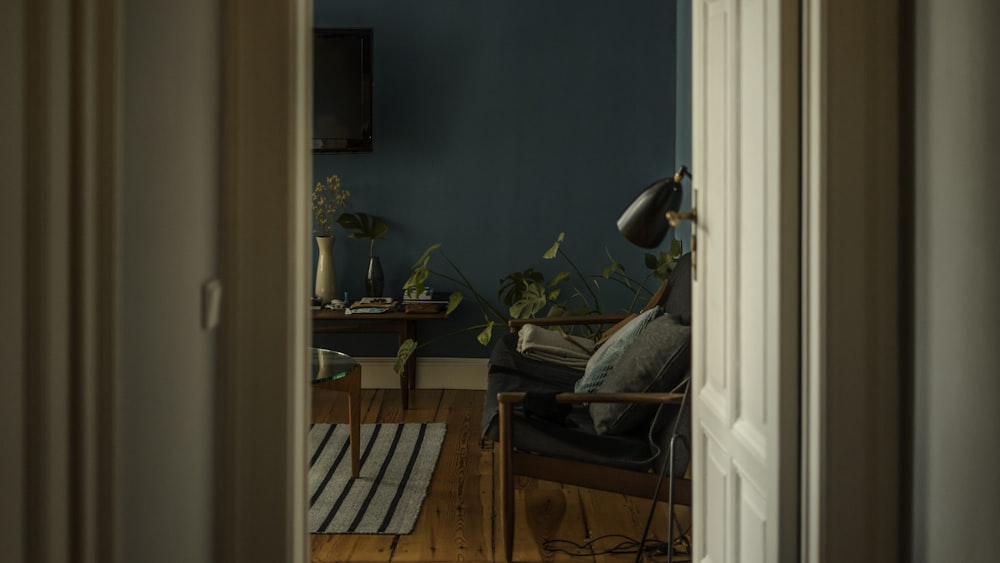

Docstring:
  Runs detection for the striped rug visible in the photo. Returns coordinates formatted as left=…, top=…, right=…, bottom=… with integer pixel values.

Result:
left=308, top=422, right=446, bottom=534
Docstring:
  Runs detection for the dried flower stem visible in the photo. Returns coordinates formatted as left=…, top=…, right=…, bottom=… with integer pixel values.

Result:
left=312, top=175, right=351, bottom=236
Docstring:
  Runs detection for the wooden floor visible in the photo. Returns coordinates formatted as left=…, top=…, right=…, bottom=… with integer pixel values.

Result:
left=311, top=388, right=691, bottom=563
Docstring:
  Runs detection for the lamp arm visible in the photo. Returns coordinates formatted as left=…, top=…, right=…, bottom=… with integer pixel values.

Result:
left=673, top=166, right=692, bottom=183
left=665, top=166, right=695, bottom=228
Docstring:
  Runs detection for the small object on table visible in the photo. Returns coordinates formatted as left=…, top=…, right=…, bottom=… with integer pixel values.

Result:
left=403, top=287, right=434, bottom=300
left=402, top=291, right=452, bottom=314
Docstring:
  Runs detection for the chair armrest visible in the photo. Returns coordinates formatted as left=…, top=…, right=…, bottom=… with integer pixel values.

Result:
left=497, top=391, right=683, bottom=406
left=507, top=314, right=629, bottom=334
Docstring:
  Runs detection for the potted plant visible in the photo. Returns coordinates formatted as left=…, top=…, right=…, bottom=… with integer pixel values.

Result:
left=392, top=232, right=682, bottom=374
left=312, top=175, right=351, bottom=304
left=337, top=212, right=389, bottom=297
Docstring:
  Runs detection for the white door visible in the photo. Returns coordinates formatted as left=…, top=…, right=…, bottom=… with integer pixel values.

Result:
left=690, top=0, right=800, bottom=561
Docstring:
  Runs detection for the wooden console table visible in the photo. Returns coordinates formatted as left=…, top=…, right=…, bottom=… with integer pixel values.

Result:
left=311, top=309, right=448, bottom=409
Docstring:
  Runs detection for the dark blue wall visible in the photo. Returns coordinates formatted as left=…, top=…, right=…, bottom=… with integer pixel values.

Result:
left=674, top=0, right=693, bottom=252
left=313, top=0, right=688, bottom=357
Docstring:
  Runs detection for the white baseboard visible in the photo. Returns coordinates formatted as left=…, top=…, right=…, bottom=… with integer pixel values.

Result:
left=353, top=357, right=488, bottom=390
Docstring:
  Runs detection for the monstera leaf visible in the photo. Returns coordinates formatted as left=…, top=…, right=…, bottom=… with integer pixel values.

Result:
left=337, top=212, right=388, bottom=240
left=338, top=212, right=388, bottom=257
left=509, top=281, right=549, bottom=319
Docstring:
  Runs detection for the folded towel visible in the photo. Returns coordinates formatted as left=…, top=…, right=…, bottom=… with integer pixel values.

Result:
left=516, top=324, right=595, bottom=370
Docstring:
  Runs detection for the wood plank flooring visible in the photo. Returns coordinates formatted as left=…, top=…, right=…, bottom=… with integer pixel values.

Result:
left=310, top=388, right=691, bottom=563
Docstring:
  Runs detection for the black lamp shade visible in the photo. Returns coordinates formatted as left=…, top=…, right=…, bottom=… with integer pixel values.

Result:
left=616, top=177, right=683, bottom=248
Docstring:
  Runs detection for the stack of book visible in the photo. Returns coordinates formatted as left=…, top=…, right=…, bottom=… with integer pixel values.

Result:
left=402, top=291, right=452, bottom=314
left=347, top=297, right=398, bottom=314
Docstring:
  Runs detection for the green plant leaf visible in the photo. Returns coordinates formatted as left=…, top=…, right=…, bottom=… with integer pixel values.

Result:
left=643, top=239, right=684, bottom=280
left=670, top=238, right=683, bottom=259
left=603, top=260, right=625, bottom=279
left=476, top=322, right=496, bottom=347
left=404, top=268, right=430, bottom=295
left=336, top=212, right=362, bottom=231
left=508, top=301, right=527, bottom=319
left=498, top=268, right=544, bottom=306
left=337, top=212, right=389, bottom=240
left=446, top=292, right=463, bottom=315
left=394, top=338, right=417, bottom=376
left=370, top=218, right=389, bottom=239
left=403, top=244, right=443, bottom=297
left=509, top=281, right=548, bottom=319
left=411, top=243, right=441, bottom=268
left=542, top=232, right=565, bottom=259
left=549, top=271, right=570, bottom=286
left=547, top=303, right=567, bottom=318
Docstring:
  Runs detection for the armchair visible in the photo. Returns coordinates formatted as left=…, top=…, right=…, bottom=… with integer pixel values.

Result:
left=482, top=254, right=694, bottom=562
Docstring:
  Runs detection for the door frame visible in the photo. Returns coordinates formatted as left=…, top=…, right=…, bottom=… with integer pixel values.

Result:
left=800, top=0, right=904, bottom=561
left=4, top=1, right=313, bottom=561
left=2, top=1, right=122, bottom=561
left=215, top=1, right=312, bottom=562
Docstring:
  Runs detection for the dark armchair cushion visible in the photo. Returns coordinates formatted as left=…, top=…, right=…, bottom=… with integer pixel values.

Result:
left=573, top=307, right=661, bottom=393
left=661, top=252, right=692, bottom=325
left=590, top=313, right=691, bottom=435
left=481, top=335, right=660, bottom=472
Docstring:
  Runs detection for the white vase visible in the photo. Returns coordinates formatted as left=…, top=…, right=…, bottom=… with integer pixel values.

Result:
left=315, top=236, right=337, bottom=304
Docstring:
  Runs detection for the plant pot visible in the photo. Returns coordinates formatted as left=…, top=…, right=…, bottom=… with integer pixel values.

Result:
left=365, top=256, right=384, bottom=297
left=315, top=236, right=337, bottom=304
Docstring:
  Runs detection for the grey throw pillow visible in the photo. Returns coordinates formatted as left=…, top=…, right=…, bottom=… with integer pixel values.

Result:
left=573, top=307, right=661, bottom=393
left=590, top=313, right=691, bottom=435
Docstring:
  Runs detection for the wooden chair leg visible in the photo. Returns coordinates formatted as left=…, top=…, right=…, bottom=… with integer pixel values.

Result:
left=348, top=364, right=361, bottom=479
left=321, top=364, right=363, bottom=478
left=498, top=400, right=515, bottom=563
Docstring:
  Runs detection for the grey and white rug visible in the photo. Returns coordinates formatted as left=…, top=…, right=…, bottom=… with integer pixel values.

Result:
left=308, top=422, right=446, bottom=534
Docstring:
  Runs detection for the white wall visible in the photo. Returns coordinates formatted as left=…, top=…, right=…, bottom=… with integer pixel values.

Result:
left=913, top=1, right=1000, bottom=561
left=121, top=0, right=220, bottom=561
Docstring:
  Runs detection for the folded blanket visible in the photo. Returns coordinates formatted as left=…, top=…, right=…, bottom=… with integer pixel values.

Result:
left=516, top=324, right=595, bottom=370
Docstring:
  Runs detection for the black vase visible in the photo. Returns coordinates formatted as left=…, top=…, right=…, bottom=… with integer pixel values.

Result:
left=365, top=256, right=384, bottom=297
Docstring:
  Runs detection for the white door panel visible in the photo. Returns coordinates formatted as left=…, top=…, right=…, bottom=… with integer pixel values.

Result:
left=692, top=0, right=798, bottom=561
left=702, top=429, right=731, bottom=563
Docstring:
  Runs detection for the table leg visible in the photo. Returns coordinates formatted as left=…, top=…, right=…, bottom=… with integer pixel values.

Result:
left=397, top=329, right=410, bottom=410
left=400, top=320, right=419, bottom=409
left=406, top=320, right=418, bottom=391
left=318, top=364, right=363, bottom=478
left=347, top=364, right=361, bottom=478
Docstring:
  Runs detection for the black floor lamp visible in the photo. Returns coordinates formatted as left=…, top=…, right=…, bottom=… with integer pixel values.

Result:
left=617, top=165, right=695, bottom=563
left=616, top=165, right=695, bottom=249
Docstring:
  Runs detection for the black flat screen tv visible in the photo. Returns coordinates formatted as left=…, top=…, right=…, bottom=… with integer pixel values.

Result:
left=313, top=28, right=373, bottom=153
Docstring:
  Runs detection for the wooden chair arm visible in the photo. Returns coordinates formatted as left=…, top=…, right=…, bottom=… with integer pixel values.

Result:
left=497, top=391, right=684, bottom=406
left=507, top=314, right=628, bottom=334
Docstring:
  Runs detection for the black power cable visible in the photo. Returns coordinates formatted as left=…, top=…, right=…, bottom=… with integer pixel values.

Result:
left=537, top=379, right=694, bottom=562
left=542, top=534, right=693, bottom=560
left=634, top=378, right=691, bottom=563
